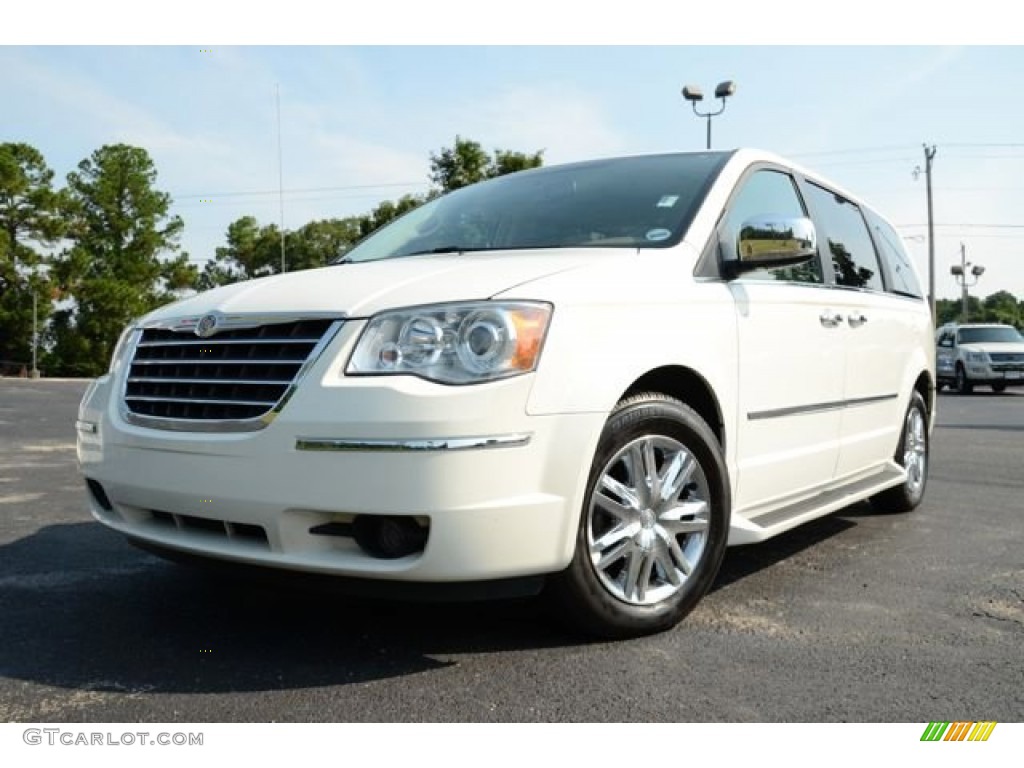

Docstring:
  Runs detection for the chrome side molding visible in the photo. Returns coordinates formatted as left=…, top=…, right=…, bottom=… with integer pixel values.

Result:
left=295, top=433, right=533, bottom=453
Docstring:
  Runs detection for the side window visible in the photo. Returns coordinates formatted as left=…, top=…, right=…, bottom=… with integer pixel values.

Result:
left=866, top=210, right=923, bottom=298
left=722, top=170, right=822, bottom=284
left=938, top=332, right=953, bottom=348
left=804, top=183, right=884, bottom=291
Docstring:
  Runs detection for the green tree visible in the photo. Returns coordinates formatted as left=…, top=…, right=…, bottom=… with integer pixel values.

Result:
left=935, top=298, right=960, bottom=327
left=0, top=142, right=63, bottom=368
left=429, top=136, right=492, bottom=193
left=490, top=147, right=545, bottom=178
left=198, top=138, right=544, bottom=288
left=199, top=215, right=369, bottom=289
left=47, top=144, right=196, bottom=376
left=355, top=194, right=424, bottom=237
left=429, top=136, right=544, bottom=194
left=289, top=217, right=364, bottom=268
left=981, top=290, right=1020, bottom=327
left=198, top=216, right=276, bottom=289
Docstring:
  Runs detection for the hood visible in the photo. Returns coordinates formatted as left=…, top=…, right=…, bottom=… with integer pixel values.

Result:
left=140, top=249, right=623, bottom=325
left=961, top=342, right=1024, bottom=356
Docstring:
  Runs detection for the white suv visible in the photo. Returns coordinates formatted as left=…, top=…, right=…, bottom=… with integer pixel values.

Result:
left=77, top=149, right=935, bottom=638
left=936, top=322, right=1024, bottom=394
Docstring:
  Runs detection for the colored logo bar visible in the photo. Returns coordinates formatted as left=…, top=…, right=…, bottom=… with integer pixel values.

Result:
left=921, top=722, right=997, bottom=741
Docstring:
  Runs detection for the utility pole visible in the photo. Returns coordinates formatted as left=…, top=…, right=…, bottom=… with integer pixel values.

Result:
left=923, top=144, right=937, bottom=324
left=31, top=289, right=39, bottom=379
left=276, top=83, right=286, bottom=274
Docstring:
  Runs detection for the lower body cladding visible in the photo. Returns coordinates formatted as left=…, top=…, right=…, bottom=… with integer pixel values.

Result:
left=77, top=374, right=607, bottom=589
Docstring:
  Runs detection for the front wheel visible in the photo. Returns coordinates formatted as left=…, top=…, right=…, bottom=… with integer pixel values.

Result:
left=955, top=364, right=973, bottom=395
left=870, top=390, right=929, bottom=513
left=547, top=393, right=730, bottom=639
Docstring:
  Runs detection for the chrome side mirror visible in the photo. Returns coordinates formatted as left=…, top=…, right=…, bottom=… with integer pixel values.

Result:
left=731, top=215, right=817, bottom=273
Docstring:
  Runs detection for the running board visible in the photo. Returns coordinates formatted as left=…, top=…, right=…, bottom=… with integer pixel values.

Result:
left=727, top=462, right=906, bottom=545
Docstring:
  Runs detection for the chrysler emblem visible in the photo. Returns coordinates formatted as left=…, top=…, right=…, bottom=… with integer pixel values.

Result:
left=195, top=313, right=219, bottom=338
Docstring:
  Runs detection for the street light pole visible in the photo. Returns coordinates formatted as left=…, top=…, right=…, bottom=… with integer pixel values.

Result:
left=682, top=81, right=737, bottom=150
left=950, top=242, right=984, bottom=323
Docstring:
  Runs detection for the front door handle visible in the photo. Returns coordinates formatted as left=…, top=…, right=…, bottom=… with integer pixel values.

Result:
left=848, top=313, right=868, bottom=328
left=819, top=310, right=844, bottom=328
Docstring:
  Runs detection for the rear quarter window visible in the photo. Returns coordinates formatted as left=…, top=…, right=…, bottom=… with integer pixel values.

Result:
left=865, top=209, right=924, bottom=298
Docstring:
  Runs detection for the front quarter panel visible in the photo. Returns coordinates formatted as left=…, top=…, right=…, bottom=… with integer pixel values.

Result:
left=509, top=246, right=737, bottom=426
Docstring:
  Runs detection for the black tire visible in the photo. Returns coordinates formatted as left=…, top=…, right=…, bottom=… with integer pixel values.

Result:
left=870, top=390, right=929, bottom=513
left=955, top=364, right=973, bottom=395
left=547, top=393, right=730, bottom=639
left=992, top=382, right=1006, bottom=393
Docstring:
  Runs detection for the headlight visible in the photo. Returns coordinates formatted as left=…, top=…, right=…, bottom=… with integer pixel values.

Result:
left=108, top=326, right=139, bottom=374
left=347, top=301, right=552, bottom=384
left=965, top=350, right=988, bottom=363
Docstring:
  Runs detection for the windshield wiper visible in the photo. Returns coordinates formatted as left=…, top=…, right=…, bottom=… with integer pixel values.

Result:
left=331, top=246, right=492, bottom=264
left=399, top=245, right=490, bottom=257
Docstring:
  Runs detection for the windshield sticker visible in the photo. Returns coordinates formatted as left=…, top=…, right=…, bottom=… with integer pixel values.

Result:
left=646, top=228, right=672, bottom=242
left=656, top=195, right=679, bottom=208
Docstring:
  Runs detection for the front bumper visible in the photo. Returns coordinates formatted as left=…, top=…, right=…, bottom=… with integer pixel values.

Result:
left=964, top=363, right=1024, bottom=384
left=77, top=325, right=607, bottom=583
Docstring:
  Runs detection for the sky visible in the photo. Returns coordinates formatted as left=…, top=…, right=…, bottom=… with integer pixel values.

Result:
left=4, top=5, right=1024, bottom=301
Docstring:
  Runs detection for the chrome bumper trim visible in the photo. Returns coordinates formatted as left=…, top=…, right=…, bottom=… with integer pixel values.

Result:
left=295, top=433, right=533, bottom=453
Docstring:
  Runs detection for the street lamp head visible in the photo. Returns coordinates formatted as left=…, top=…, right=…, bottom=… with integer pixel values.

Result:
left=682, top=85, right=704, bottom=102
left=950, top=264, right=964, bottom=276
left=971, top=264, right=985, bottom=277
left=715, top=80, right=737, bottom=99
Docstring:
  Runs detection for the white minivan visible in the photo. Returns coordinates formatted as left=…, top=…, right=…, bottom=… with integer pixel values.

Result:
left=77, top=149, right=935, bottom=637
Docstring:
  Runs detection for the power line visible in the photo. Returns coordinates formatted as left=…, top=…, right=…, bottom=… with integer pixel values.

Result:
left=173, top=182, right=425, bottom=200
left=807, top=157, right=917, bottom=168
left=938, top=153, right=1024, bottom=160
left=899, top=223, right=1024, bottom=230
left=940, top=142, right=1024, bottom=148
left=786, top=144, right=912, bottom=158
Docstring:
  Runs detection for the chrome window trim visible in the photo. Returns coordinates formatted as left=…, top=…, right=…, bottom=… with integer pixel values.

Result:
left=119, top=317, right=344, bottom=433
left=294, top=433, right=533, bottom=453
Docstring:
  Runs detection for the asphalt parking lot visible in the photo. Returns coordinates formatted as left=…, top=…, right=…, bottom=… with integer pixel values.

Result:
left=0, top=379, right=1021, bottom=722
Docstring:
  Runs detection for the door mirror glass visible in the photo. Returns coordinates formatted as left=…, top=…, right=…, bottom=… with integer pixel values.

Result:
left=733, top=215, right=817, bottom=272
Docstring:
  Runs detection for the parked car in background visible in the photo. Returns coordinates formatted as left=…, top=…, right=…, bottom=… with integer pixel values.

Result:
left=77, top=149, right=935, bottom=638
left=936, top=322, right=1024, bottom=394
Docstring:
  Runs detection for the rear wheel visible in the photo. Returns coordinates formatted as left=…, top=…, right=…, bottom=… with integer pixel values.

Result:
left=870, top=390, right=928, bottom=513
left=548, top=393, right=730, bottom=639
left=992, top=382, right=1006, bottom=393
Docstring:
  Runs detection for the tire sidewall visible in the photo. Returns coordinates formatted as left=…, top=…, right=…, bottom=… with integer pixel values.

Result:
left=956, top=364, right=972, bottom=395
left=897, top=391, right=929, bottom=508
left=557, top=396, right=730, bottom=637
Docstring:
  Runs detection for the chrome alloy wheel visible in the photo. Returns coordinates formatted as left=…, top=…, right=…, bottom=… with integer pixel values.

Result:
left=586, top=435, right=710, bottom=606
left=903, top=405, right=927, bottom=498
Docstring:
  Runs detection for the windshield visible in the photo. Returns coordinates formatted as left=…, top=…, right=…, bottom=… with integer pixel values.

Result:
left=959, top=327, right=1024, bottom=344
left=336, top=152, right=730, bottom=264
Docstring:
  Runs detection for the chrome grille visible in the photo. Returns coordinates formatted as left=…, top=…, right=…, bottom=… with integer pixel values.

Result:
left=990, top=352, right=1024, bottom=363
left=124, top=318, right=336, bottom=423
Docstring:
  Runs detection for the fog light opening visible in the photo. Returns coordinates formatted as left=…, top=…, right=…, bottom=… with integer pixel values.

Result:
left=86, top=478, right=113, bottom=512
left=352, top=515, right=428, bottom=559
